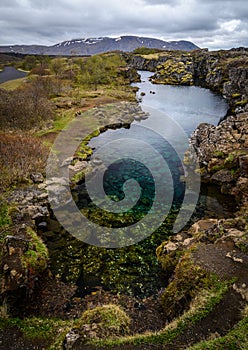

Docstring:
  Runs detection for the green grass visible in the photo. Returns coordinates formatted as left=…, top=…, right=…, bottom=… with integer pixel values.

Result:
left=0, top=200, right=11, bottom=229
left=0, top=317, right=73, bottom=349
left=51, top=110, right=74, bottom=132
left=38, top=109, right=76, bottom=137
left=0, top=77, right=27, bottom=90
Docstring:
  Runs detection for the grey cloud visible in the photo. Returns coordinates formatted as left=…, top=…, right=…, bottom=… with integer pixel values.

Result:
left=143, top=0, right=181, bottom=5
left=0, top=0, right=247, bottom=50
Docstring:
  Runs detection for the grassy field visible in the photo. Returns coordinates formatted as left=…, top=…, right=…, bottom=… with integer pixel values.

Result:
left=0, top=77, right=27, bottom=90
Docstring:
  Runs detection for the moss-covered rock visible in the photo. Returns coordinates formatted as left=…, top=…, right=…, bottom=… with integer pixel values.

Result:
left=151, top=57, right=194, bottom=86
left=160, top=252, right=212, bottom=320
left=63, top=304, right=130, bottom=348
left=76, top=304, right=130, bottom=338
left=1, top=225, right=49, bottom=294
left=21, top=227, right=49, bottom=273
left=190, top=113, right=248, bottom=204
left=0, top=200, right=11, bottom=229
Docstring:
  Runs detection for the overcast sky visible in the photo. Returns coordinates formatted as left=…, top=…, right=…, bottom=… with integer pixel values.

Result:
left=0, top=0, right=248, bottom=50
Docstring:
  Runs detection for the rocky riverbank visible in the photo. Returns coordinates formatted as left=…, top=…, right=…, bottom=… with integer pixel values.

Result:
left=157, top=111, right=248, bottom=315
left=126, top=48, right=248, bottom=114
left=190, top=112, right=248, bottom=207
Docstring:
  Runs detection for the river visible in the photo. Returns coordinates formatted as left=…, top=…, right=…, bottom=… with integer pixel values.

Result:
left=43, top=71, right=236, bottom=298
left=0, top=66, right=27, bottom=84
left=88, top=70, right=233, bottom=221
left=133, top=71, right=228, bottom=135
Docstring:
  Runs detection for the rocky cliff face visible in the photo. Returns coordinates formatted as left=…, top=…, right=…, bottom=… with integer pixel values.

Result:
left=127, top=48, right=248, bottom=114
left=190, top=112, right=248, bottom=208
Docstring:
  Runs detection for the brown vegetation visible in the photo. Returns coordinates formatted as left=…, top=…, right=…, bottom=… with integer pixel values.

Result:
left=0, top=77, right=57, bottom=130
left=0, top=133, right=48, bottom=191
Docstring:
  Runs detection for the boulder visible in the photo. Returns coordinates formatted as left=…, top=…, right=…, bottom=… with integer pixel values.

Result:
left=239, top=155, right=248, bottom=177
left=211, top=169, right=234, bottom=183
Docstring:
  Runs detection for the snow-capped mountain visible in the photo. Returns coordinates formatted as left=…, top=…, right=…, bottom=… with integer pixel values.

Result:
left=0, top=36, right=199, bottom=55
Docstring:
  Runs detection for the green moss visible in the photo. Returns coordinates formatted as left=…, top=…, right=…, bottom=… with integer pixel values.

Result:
left=0, top=200, right=11, bottom=229
left=225, top=154, right=235, bottom=163
left=75, top=304, right=131, bottom=339
left=213, top=150, right=225, bottom=158
left=224, top=153, right=238, bottom=170
left=84, top=128, right=101, bottom=141
left=74, top=129, right=100, bottom=161
left=235, top=99, right=248, bottom=107
left=235, top=233, right=248, bottom=253
left=76, top=144, right=93, bottom=160
left=0, top=317, right=72, bottom=349
left=71, top=170, right=86, bottom=183
left=156, top=242, right=183, bottom=274
left=231, top=93, right=242, bottom=99
left=160, top=253, right=215, bottom=319
left=211, top=164, right=225, bottom=172
left=0, top=201, right=13, bottom=262
left=154, top=58, right=193, bottom=85
left=21, top=227, right=49, bottom=273
left=181, top=73, right=194, bottom=85
left=88, top=279, right=229, bottom=347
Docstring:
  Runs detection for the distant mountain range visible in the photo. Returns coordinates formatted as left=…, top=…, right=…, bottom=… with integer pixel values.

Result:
left=0, top=36, right=199, bottom=56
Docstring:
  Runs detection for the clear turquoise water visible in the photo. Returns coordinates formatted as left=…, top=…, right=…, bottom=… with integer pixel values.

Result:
left=70, top=72, right=233, bottom=296
left=86, top=71, right=229, bottom=227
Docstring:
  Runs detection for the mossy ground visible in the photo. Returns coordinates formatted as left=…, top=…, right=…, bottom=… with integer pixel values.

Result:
left=0, top=200, right=11, bottom=229
left=0, top=279, right=231, bottom=349
left=84, top=279, right=230, bottom=348
left=160, top=252, right=216, bottom=320
left=0, top=316, right=73, bottom=349
left=21, top=227, right=49, bottom=273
